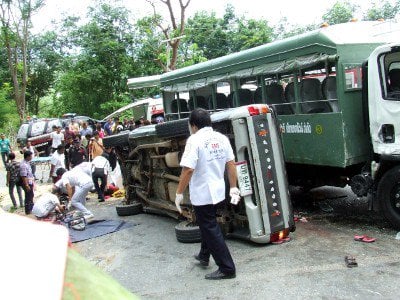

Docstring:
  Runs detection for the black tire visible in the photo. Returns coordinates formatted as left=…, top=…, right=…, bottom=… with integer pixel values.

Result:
left=377, top=166, right=400, bottom=229
left=175, top=220, right=201, bottom=243
left=156, top=119, right=190, bottom=138
left=116, top=201, right=143, bottom=216
left=103, top=131, right=130, bottom=147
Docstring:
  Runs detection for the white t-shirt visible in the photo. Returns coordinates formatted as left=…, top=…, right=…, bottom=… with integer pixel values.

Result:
left=54, top=178, right=68, bottom=194
left=180, top=127, right=235, bottom=206
left=51, top=132, right=64, bottom=148
left=32, top=193, right=59, bottom=218
left=50, top=151, right=65, bottom=177
left=61, top=168, right=93, bottom=187
left=75, top=161, right=92, bottom=176
left=91, top=155, right=110, bottom=175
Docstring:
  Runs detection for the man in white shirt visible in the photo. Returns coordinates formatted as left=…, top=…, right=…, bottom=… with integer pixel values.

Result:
left=57, top=167, right=94, bottom=219
left=32, top=193, right=65, bottom=219
left=49, top=145, right=65, bottom=183
left=175, top=108, right=240, bottom=280
left=51, top=126, right=64, bottom=152
left=91, top=153, right=111, bottom=202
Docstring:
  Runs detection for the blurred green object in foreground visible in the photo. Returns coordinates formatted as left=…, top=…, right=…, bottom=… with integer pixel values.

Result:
left=63, top=249, right=138, bottom=300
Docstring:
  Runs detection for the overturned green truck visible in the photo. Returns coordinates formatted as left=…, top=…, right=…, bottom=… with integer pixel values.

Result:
left=105, top=20, right=400, bottom=241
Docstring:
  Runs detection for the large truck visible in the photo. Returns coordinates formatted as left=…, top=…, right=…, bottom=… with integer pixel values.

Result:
left=105, top=20, right=400, bottom=235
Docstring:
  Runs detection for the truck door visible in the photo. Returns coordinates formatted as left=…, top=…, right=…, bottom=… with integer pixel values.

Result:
left=368, top=44, right=400, bottom=156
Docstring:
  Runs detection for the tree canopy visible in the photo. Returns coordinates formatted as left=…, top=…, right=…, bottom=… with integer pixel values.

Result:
left=0, top=0, right=399, bottom=131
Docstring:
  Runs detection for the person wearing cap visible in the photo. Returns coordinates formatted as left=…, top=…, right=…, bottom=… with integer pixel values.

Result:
left=20, top=150, right=35, bottom=214
left=68, top=137, right=87, bottom=169
left=0, top=133, right=12, bottom=168
left=49, top=145, right=65, bottom=183
left=56, top=167, right=94, bottom=219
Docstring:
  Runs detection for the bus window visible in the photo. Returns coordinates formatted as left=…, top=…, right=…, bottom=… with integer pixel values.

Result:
left=210, top=82, right=231, bottom=110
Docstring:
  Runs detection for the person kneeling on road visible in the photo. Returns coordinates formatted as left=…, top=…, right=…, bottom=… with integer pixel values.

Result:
left=32, top=193, right=65, bottom=220
left=56, top=167, right=94, bottom=220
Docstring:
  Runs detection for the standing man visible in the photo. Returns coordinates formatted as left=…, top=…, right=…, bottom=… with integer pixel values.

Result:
left=175, top=108, right=241, bottom=280
left=56, top=167, right=94, bottom=219
left=80, top=122, right=93, bottom=137
left=103, top=118, right=113, bottom=136
left=0, top=133, right=12, bottom=168
left=20, top=150, right=35, bottom=214
left=89, top=131, right=103, bottom=160
left=68, top=138, right=87, bottom=169
left=6, top=152, right=23, bottom=208
left=23, top=140, right=39, bottom=179
left=91, top=151, right=111, bottom=202
left=50, top=126, right=64, bottom=153
left=49, top=145, right=65, bottom=183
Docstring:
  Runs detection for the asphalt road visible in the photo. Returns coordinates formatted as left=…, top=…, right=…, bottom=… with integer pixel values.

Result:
left=72, top=187, right=400, bottom=300
left=1, top=164, right=399, bottom=299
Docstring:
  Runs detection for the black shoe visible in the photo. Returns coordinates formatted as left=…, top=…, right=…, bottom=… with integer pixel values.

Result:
left=194, top=255, right=209, bottom=267
left=98, top=199, right=105, bottom=202
left=205, top=269, right=236, bottom=280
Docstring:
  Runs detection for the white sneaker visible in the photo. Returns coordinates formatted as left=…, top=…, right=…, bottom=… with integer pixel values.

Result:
left=84, top=213, right=94, bottom=221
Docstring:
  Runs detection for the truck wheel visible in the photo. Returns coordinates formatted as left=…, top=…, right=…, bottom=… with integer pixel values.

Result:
left=115, top=201, right=143, bottom=216
left=156, top=119, right=189, bottom=138
left=103, top=131, right=130, bottom=148
left=175, top=220, right=201, bottom=243
left=377, top=166, right=400, bottom=229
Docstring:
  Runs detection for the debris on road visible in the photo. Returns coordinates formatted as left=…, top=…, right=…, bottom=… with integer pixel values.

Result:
left=354, top=235, right=376, bottom=243
left=345, top=255, right=358, bottom=268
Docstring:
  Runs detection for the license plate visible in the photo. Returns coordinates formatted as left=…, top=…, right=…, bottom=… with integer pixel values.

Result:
left=236, top=161, right=253, bottom=196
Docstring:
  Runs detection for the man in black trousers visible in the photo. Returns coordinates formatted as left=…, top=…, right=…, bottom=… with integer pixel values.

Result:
left=175, top=108, right=241, bottom=280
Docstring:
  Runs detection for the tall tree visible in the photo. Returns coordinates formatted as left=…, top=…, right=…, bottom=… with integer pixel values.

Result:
left=26, top=31, right=62, bottom=115
left=322, top=1, right=356, bottom=25
left=364, top=1, right=400, bottom=20
left=52, top=2, right=136, bottom=118
left=146, top=0, right=191, bottom=71
left=0, top=0, right=43, bottom=122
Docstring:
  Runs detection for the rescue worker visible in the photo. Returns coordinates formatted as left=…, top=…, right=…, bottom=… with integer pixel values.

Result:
left=175, top=108, right=241, bottom=280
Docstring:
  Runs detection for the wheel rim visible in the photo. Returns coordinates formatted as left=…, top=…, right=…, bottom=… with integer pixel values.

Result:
left=389, top=183, right=400, bottom=212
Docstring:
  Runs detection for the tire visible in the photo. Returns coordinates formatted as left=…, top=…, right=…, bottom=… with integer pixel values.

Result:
left=156, top=119, right=190, bottom=138
left=377, top=166, right=400, bottom=229
left=175, top=220, right=201, bottom=243
left=116, top=201, right=143, bottom=216
left=103, top=131, right=130, bottom=147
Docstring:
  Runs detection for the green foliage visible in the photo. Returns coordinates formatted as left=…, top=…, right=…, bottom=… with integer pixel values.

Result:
left=274, top=18, right=319, bottom=40
left=184, top=4, right=273, bottom=60
left=0, top=83, right=20, bottom=138
left=322, top=1, right=356, bottom=25
left=364, top=1, right=400, bottom=20
left=52, top=1, right=137, bottom=119
left=26, top=31, right=63, bottom=115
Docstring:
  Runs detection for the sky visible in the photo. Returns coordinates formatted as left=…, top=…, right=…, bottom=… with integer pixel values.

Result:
left=32, top=0, right=382, bottom=33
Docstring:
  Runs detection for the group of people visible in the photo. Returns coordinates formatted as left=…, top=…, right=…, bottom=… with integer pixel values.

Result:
left=4, top=108, right=241, bottom=280
left=4, top=120, right=118, bottom=221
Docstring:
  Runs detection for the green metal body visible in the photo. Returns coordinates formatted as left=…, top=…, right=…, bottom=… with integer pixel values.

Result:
left=160, top=22, right=396, bottom=169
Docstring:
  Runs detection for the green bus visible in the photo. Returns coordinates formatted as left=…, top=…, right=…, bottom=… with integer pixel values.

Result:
left=159, top=20, right=400, bottom=228
left=106, top=20, right=400, bottom=237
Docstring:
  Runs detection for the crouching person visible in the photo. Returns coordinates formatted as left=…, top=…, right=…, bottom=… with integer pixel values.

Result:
left=56, top=167, right=94, bottom=220
left=32, top=193, right=65, bottom=221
